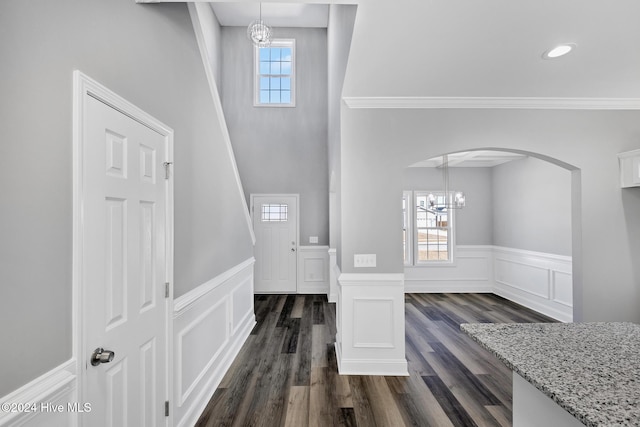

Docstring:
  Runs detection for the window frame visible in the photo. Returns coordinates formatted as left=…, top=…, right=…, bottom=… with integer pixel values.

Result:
left=404, top=190, right=457, bottom=266
left=253, top=39, right=296, bottom=107
left=403, top=191, right=413, bottom=266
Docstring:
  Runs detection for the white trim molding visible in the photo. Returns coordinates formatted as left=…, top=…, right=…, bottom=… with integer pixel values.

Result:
left=492, top=246, right=573, bottom=322
left=404, top=245, right=493, bottom=293
left=174, top=257, right=255, bottom=314
left=173, top=258, right=256, bottom=427
left=343, top=96, right=640, bottom=110
left=404, top=245, right=573, bottom=322
left=336, top=273, right=408, bottom=376
left=0, top=360, right=77, bottom=427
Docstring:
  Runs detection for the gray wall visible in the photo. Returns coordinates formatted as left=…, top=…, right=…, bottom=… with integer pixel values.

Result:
left=493, top=157, right=572, bottom=256
left=402, top=167, right=493, bottom=246
left=0, top=0, right=253, bottom=397
left=328, top=5, right=358, bottom=268
left=340, top=107, right=640, bottom=322
left=221, top=26, right=329, bottom=246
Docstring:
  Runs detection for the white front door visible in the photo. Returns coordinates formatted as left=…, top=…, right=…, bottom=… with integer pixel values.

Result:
left=80, top=87, right=171, bottom=426
left=252, top=194, right=298, bottom=293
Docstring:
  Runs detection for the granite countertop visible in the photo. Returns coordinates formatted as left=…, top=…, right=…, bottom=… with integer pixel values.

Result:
left=461, top=322, right=640, bottom=427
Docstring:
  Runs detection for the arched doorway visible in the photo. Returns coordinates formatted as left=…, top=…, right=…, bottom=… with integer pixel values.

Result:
left=402, top=148, right=581, bottom=321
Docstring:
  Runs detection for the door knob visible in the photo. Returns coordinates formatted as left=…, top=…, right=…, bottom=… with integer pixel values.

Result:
left=91, top=347, right=115, bottom=366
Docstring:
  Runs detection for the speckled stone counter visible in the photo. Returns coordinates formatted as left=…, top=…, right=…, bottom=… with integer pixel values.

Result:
left=461, top=322, right=640, bottom=427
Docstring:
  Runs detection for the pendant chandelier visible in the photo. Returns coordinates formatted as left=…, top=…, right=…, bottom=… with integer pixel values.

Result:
left=247, top=3, right=272, bottom=48
left=427, top=154, right=466, bottom=210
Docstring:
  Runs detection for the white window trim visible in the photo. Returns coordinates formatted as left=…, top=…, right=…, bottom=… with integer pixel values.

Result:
left=253, top=38, right=296, bottom=108
left=405, top=190, right=457, bottom=267
left=403, top=191, right=413, bottom=266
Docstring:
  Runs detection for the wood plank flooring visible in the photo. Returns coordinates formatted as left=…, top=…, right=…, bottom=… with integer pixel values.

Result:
left=195, top=293, right=555, bottom=427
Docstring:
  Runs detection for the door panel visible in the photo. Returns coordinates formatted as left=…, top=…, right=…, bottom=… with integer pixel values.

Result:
left=83, top=95, right=168, bottom=426
left=253, top=195, right=298, bottom=293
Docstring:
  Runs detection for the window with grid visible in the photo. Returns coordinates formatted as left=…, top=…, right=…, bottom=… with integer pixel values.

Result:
left=254, top=39, right=295, bottom=106
left=261, top=204, right=288, bottom=222
left=403, top=191, right=455, bottom=265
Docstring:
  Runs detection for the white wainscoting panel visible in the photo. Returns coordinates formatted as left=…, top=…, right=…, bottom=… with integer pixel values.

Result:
left=405, top=246, right=573, bottom=322
left=404, top=246, right=493, bottom=293
left=297, top=246, right=329, bottom=294
left=0, top=360, right=77, bottom=427
left=173, top=258, right=255, bottom=427
left=336, top=274, right=408, bottom=376
left=492, top=247, right=573, bottom=322
left=353, top=298, right=395, bottom=348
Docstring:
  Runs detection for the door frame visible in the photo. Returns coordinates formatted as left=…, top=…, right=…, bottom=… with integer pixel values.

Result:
left=72, top=71, right=174, bottom=425
left=250, top=193, right=300, bottom=293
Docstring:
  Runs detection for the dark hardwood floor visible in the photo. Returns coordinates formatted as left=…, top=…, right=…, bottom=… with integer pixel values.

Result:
left=195, top=293, right=555, bottom=427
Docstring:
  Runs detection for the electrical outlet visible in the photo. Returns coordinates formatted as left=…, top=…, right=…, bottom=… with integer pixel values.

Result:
left=309, top=236, right=318, bottom=244
left=354, top=254, right=376, bottom=268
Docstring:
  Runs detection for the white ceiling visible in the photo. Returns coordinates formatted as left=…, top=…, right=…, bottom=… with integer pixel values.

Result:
left=210, top=3, right=329, bottom=28
left=409, top=151, right=527, bottom=168
left=342, top=0, right=640, bottom=99
left=208, top=1, right=640, bottom=102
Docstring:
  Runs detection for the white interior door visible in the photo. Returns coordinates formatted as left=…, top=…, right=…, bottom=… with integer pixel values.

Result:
left=252, top=194, right=298, bottom=293
left=81, top=93, right=170, bottom=426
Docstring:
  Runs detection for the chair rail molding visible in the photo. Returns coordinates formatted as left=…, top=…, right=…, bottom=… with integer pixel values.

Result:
left=0, top=360, right=77, bottom=427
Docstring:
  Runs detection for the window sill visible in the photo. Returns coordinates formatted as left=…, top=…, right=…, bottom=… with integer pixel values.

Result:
left=406, top=261, right=458, bottom=268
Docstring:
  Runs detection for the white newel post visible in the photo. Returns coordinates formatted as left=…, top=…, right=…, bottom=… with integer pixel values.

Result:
left=335, top=273, right=408, bottom=376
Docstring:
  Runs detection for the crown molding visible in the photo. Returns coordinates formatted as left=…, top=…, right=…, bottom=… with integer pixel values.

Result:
left=342, top=96, right=640, bottom=110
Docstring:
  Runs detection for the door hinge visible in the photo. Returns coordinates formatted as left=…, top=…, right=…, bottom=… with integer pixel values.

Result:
left=165, top=401, right=170, bottom=417
left=163, top=161, right=173, bottom=180
left=165, top=282, right=170, bottom=298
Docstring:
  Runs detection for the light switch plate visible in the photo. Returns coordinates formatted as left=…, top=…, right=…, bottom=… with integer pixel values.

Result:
left=309, top=236, right=318, bottom=244
left=354, top=254, right=376, bottom=268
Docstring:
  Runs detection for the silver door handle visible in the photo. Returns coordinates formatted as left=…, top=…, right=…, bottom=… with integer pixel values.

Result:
left=291, top=248, right=296, bottom=252
left=91, top=347, right=115, bottom=366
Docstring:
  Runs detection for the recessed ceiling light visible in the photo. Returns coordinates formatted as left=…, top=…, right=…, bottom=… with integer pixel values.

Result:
left=542, top=43, right=576, bottom=59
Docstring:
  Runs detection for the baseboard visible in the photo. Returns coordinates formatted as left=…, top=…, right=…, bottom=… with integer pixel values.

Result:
left=404, top=279, right=492, bottom=293
left=335, top=343, right=408, bottom=376
left=0, top=360, right=77, bottom=427
left=493, top=286, right=572, bottom=323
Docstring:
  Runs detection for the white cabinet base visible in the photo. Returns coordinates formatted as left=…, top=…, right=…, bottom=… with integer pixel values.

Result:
left=513, top=373, right=582, bottom=427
